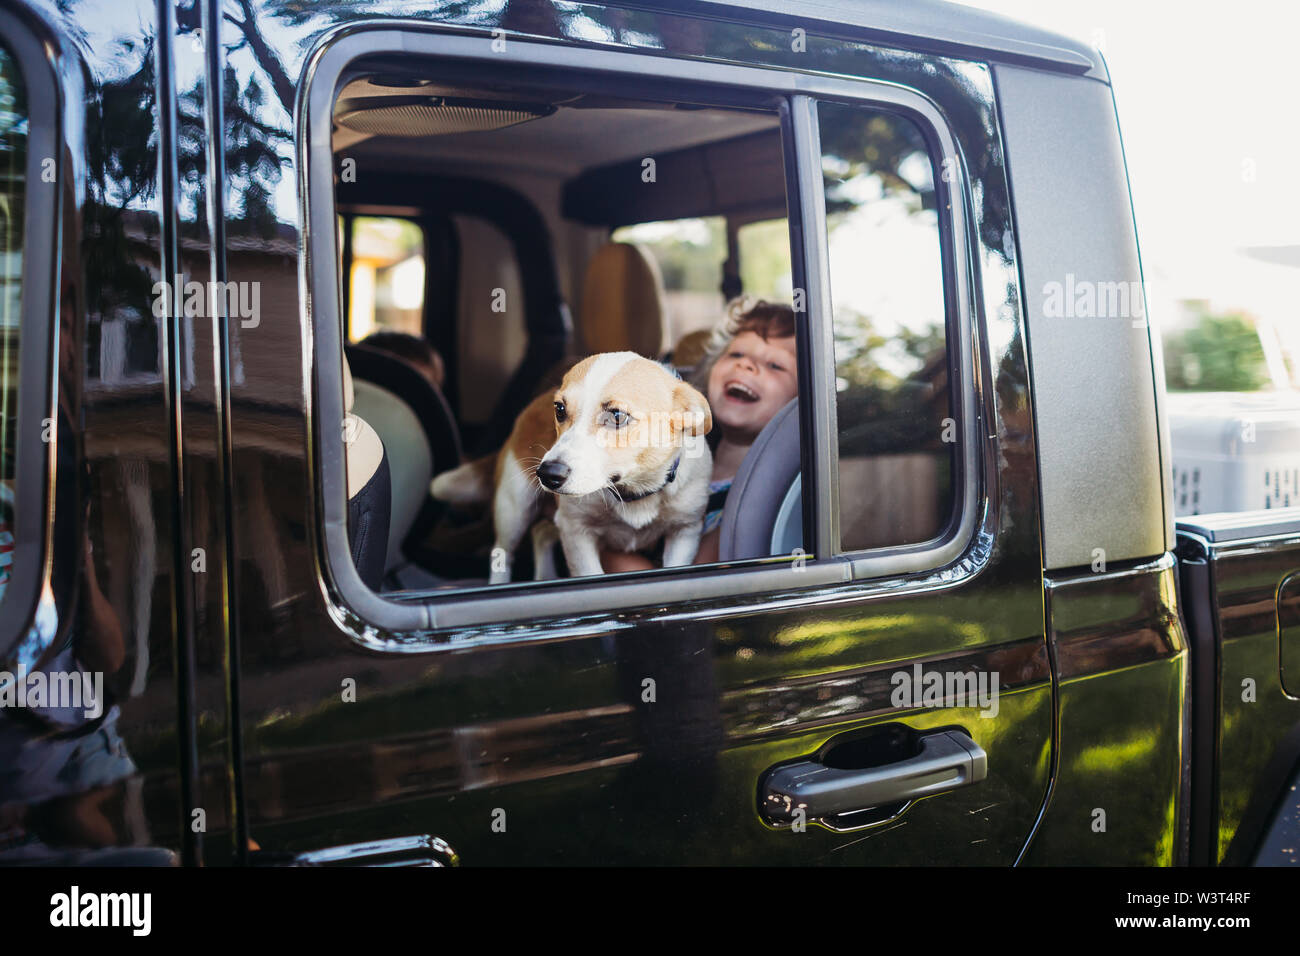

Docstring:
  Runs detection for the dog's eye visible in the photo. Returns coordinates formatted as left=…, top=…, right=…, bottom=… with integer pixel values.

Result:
left=554, top=401, right=566, bottom=423
left=602, top=408, right=630, bottom=428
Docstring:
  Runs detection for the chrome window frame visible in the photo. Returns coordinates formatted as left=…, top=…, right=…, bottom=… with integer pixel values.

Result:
left=300, top=24, right=983, bottom=638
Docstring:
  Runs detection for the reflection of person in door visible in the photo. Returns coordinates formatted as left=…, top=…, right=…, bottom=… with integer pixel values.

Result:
left=0, top=287, right=135, bottom=861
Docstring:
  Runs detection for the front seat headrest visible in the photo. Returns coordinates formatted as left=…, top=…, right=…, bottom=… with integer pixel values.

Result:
left=717, top=399, right=802, bottom=562
left=342, top=351, right=384, bottom=499
left=346, top=344, right=462, bottom=574
left=342, top=350, right=390, bottom=590
left=578, top=241, right=666, bottom=358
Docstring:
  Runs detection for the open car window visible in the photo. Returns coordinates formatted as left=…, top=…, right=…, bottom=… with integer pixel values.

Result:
left=329, top=64, right=805, bottom=597
left=302, top=33, right=977, bottom=634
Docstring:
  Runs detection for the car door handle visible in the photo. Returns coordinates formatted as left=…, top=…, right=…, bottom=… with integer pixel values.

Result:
left=251, top=835, right=459, bottom=867
left=761, top=729, right=987, bottom=824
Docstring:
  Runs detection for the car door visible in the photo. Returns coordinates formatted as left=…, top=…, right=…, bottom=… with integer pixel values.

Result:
left=217, top=1, right=1052, bottom=866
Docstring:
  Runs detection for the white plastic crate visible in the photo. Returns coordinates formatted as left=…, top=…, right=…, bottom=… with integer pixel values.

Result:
left=1168, top=391, right=1300, bottom=516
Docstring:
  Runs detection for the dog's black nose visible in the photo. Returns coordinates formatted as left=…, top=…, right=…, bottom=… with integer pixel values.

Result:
left=537, top=460, right=570, bottom=490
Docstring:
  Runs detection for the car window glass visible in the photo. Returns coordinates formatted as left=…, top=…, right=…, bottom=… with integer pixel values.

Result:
left=346, top=215, right=425, bottom=341
left=817, top=101, right=955, bottom=551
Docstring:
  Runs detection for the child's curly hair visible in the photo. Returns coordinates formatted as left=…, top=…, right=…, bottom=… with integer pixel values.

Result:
left=688, top=296, right=798, bottom=392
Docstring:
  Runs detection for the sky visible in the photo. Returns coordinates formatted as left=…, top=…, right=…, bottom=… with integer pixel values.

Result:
left=955, top=0, right=1300, bottom=379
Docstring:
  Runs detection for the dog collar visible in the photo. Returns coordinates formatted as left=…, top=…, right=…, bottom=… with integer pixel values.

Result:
left=613, top=454, right=681, bottom=503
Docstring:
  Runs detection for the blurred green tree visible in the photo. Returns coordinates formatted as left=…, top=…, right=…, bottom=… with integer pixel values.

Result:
left=1163, top=310, right=1269, bottom=392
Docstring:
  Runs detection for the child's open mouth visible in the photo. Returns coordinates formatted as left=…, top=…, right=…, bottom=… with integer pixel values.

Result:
left=724, top=381, right=760, bottom=403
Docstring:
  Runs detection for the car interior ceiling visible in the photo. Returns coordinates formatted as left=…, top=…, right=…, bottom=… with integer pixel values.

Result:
left=333, top=70, right=793, bottom=589
left=332, top=73, right=780, bottom=172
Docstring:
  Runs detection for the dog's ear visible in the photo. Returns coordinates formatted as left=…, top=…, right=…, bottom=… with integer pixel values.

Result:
left=672, top=381, right=712, bottom=437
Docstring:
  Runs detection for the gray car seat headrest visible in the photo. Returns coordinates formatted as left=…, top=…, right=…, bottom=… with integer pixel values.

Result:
left=717, top=399, right=803, bottom=562
left=345, top=344, right=463, bottom=574
left=350, top=379, right=434, bottom=572
left=343, top=351, right=391, bottom=590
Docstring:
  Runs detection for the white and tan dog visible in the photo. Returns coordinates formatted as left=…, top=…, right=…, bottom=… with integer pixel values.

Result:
left=432, top=352, right=713, bottom=584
